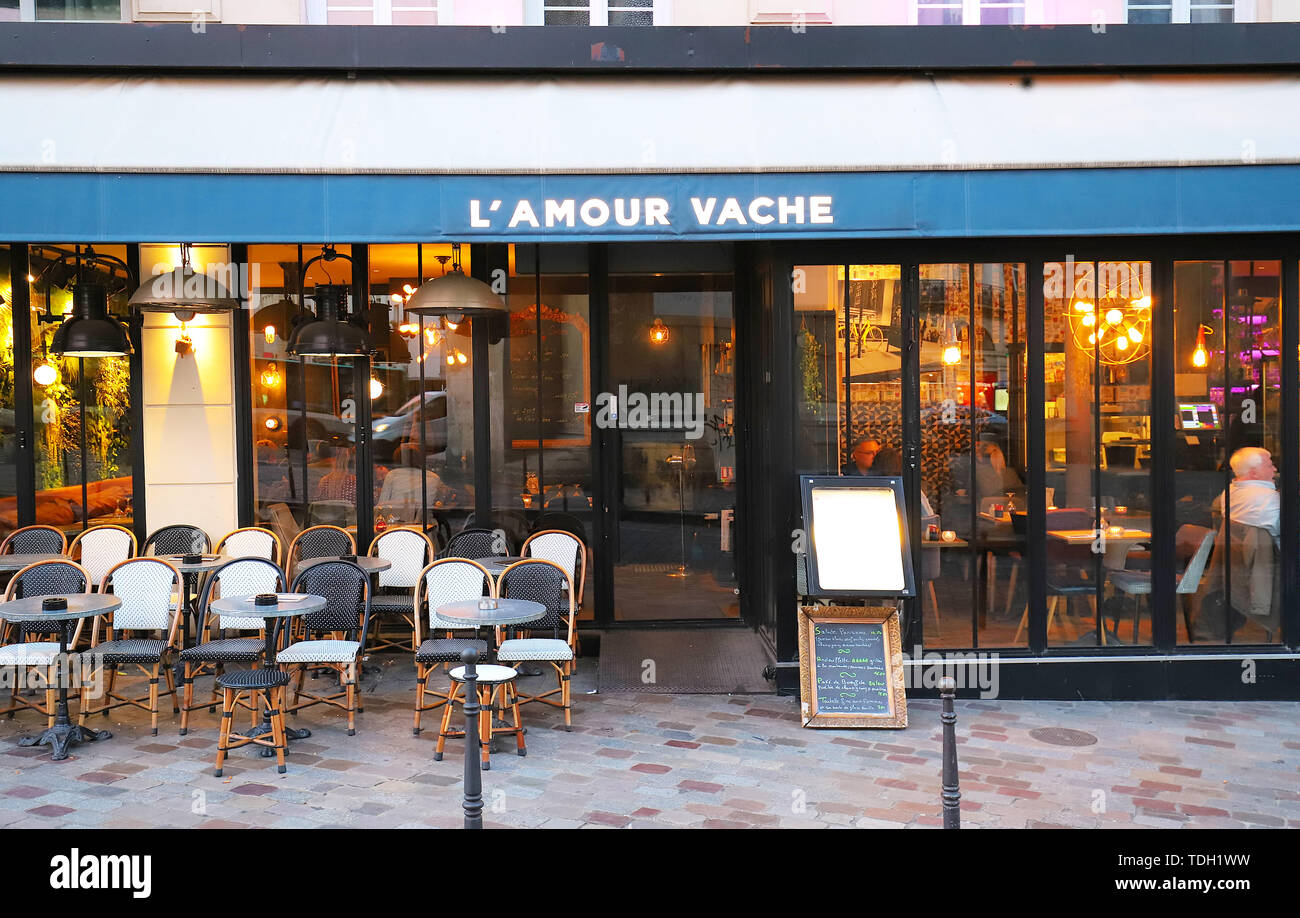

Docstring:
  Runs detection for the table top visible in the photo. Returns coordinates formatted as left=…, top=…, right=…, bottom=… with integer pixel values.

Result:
left=299, top=555, right=392, bottom=573
left=210, top=593, right=326, bottom=619
left=161, top=554, right=225, bottom=572
left=1048, top=528, right=1151, bottom=545
left=0, top=593, right=121, bottom=621
left=473, top=556, right=526, bottom=571
left=921, top=538, right=970, bottom=548
left=0, top=553, right=68, bottom=571
left=436, top=598, right=546, bottom=626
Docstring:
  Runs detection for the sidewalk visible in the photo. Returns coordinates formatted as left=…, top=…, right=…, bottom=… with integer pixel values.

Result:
left=0, top=657, right=1295, bottom=829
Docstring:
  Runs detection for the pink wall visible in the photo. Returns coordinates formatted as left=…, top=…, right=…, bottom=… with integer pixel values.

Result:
left=452, top=0, right=525, bottom=26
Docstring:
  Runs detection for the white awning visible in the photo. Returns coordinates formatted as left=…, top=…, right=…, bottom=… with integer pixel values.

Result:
left=2, top=71, right=1298, bottom=174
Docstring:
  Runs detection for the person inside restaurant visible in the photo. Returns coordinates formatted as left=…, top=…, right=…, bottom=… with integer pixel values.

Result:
left=841, top=437, right=881, bottom=475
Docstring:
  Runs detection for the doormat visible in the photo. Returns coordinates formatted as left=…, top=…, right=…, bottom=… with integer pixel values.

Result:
left=597, top=629, right=775, bottom=694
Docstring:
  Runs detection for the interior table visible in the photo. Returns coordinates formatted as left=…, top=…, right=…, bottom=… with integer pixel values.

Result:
left=209, top=593, right=326, bottom=756
left=0, top=592, right=120, bottom=760
left=472, top=556, right=527, bottom=575
left=0, top=554, right=68, bottom=572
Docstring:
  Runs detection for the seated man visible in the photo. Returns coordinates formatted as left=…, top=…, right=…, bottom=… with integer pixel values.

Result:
left=1212, top=446, right=1279, bottom=546
left=840, top=438, right=881, bottom=476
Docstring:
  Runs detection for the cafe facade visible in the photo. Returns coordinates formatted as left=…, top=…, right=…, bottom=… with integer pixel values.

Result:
left=1, top=22, right=1298, bottom=699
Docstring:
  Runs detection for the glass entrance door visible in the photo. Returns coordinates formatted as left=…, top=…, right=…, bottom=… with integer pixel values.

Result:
left=605, top=247, right=738, bottom=621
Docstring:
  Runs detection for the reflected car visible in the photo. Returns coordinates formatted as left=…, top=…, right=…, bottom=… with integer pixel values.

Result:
left=372, top=392, right=448, bottom=461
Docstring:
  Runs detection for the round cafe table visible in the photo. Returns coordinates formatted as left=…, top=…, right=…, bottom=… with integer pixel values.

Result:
left=435, top=598, right=545, bottom=630
left=210, top=593, right=326, bottom=756
left=0, top=592, right=120, bottom=760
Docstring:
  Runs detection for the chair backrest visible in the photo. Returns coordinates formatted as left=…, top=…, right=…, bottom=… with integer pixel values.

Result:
left=265, top=502, right=302, bottom=553
left=291, top=560, right=370, bottom=640
left=498, top=558, right=574, bottom=643
left=442, top=528, right=509, bottom=560
left=369, top=527, right=433, bottom=589
left=0, top=525, right=68, bottom=556
left=529, top=511, right=588, bottom=545
left=198, top=557, right=285, bottom=632
left=417, top=558, right=494, bottom=639
left=100, top=558, right=182, bottom=636
left=1177, top=529, right=1216, bottom=594
left=217, top=527, right=283, bottom=565
left=288, top=525, right=356, bottom=567
left=69, top=525, right=136, bottom=586
left=144, top=525, right=211, bottom=557
left=522, top=529, right=586, bottom=605
left=3, top=560, right=91, bottom=641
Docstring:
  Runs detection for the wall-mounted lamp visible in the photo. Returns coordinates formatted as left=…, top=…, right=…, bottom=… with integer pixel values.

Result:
left=264, top=324, right=277, bottom=344
left=261, top=361, right=282, bottom=388
left=33, top=361, right=58, bottom=387
left=264, top=416, right=281, bottom=431
left=370, top=376, right=384, bottom=399
left=649, top=317, right=670, bottom=345
left=173, top=309, right=196, bottom=358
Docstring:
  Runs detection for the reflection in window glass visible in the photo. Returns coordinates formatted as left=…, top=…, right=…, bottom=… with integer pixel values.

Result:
left=918, top=0, right=962, bottom=24
left=1173, top=261, right=1282, bottom=645
left=980, top=2, right=1025, bottom=25
left=36, top=0, right=121, bottom=19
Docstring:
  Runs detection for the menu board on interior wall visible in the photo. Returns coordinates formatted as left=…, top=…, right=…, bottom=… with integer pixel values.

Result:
left=506, top=304, right=591, bottom=449
left=797, top=605, right=907, bottom=728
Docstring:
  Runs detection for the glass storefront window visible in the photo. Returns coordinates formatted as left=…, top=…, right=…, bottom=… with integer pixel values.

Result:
left=0, top=248, right=17, bottom=541
left=36, top=0, right=122, bottom=20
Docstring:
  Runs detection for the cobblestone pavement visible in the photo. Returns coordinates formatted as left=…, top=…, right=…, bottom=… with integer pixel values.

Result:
left=0, top=655, right=1296, bottom=829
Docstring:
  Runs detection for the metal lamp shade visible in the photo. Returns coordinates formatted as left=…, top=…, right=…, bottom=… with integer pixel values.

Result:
left=51, top=284, right=132, bottom=357
left=287, top=284, right=372, bottom=357
left=404, top=270, right=505, bottom=318
left=128, top=266, right=239, bottom=314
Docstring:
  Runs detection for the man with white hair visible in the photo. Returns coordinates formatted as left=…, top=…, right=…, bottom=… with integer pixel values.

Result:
left=1213, top=446, right=1279, bottom=544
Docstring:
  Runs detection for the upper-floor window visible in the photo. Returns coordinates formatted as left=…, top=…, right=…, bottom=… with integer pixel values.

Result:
left=913, top=0, right=1027, bottom=25
left=529, top=0, right=658, bottom=25
left=1127, top=0, right=1242, bottom=22
left=35, top=0, right=126, bottom=19
left=324, top=0, right=439, bottom=24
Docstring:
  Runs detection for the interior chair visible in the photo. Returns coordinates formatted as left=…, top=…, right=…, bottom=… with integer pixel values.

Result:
left=441, top=527, right=510, bottom=560
left=264, top=503, right=302, bottom=557
left=144, top=525, right=211, bottom=557
left=216, top=527, right=283, bottom=566
left=69, top=525, right=137, bottom=591
left=494, top=558, right=576, bottom=730
left=286, top=525, right=356, bottom=576
left=81, top=558, right=183, bottom=735
left=0, top=560, right=91, bottom=728
left=279, top=560, right=371, bottom=736
left=177, top=557, right=285, bottom=735
left=1013, top=509, right=1098, bottom=644
left=1197, top=520, right=1281, bottom=643
left=1109, top=524, right=1214, bottom=643
left=0, top=525, right=68, bottom=556
left=411, top=558, right=492, bottom=735
left=366, top=527, right=435, bottom=652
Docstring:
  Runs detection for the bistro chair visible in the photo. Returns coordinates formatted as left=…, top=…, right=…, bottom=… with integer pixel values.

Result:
left=366, top=527, right=435, bottom=652
left=494, top=558, right=576, bottom=730
left=216, top=527, right=283, bottom=566
left=286, top=525, right=356, bottom=576
left=0, top=560, right=91, bottom=728
left=441, top=527, right=509, bottom=561
left=411, top=558, right=492, bottom=735
left=144, top=524, right=211, bottom=558
left=521, top=528, right=587, bottom=666
left=213, top=667, right=292, bottom=776
left=80, top=558, right=183, bottom=735
left=0, top=525, right=68, bottom=556
left=177, top=557, right=285, bottom=735
left=278, top=560, right=371, bottom=735
left=1013, top=509, right=1098, bottom=644
left=1109, top=525, right=1214, bottom=643
left=69, top=525, right=137, bottom=591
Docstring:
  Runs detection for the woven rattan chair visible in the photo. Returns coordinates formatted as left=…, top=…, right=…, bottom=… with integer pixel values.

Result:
left=0, top=525, right=68, bottom=556
left=0, top=560, right=91, bottom=728
left=279, top=560, right=371, bottom=735
left=214, top=668, right=292, bottom=776
left=81, top=558, right=183, bottom=735
left=144, top=525, right=211, bottom=557
left=216, top=527, right=283, bottom=566
left=366, top=527, right=434, bottom=652
left=494, top=558, right=576, bottom=730
left=440, top=528, right=509, bottom=560
left=286, top=525, right=355, bottom=576
left=411, top=558, right=492, bottom=735
left=69, top=525, right=137, bottom=591
left=521, top=529, right=587, bottom=667
left=177, top=558, right=285, bottom=735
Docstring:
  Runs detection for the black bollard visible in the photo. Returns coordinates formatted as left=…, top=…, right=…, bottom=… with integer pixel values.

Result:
left=461, top=648, right=484, bottom=830
left=939, top=675, right=961, bottom=829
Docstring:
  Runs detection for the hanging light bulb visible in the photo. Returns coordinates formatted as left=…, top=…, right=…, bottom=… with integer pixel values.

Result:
left=1127, top=327, right=1143, bottom=344
left=1192, top=324, right=1210, bottom=368
left=370, top=376, right=384, bottom=399
left=33, top=361, right=57, bottom=387
left=174, top=320, right=194, bottom=357
left=456, top=351, right=468, bottom=365
left=649, top=317, right=670, bottom=345
left=942, top=345, right=961, bottom=366
left=446, top=354, right=456, bottom=366
left=1115, top=335, right=1129, bottom=352
left=264, top=324, right=276, bottom=344
left=260, top=362, right=281, bottom=388
left=1105, top=308, right=1124, bottom=326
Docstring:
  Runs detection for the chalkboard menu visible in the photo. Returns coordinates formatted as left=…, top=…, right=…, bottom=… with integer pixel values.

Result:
left=506, top=303, right=591, bottom=449
left=797, top=605, right=907, bottom=728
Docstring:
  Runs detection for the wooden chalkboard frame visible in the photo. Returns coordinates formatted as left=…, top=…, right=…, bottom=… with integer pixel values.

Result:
left=797, top=605, right=907, bottom=729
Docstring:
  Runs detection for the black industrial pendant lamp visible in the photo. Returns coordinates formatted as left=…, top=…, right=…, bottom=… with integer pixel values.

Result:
left=51, top=283, right=133, bottom=358
left=287, top=283, right=372, bottom=357
left=404, top=243, right=505, bottom=322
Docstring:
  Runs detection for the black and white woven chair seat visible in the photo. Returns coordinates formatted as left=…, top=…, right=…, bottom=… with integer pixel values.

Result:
left=179, top=637, right=264, bottom=662
left=0, top=642, right=61, bottom=666
left=415, top=637, right=489, bottom=664
left=92, top=638, right=168, bottom=664
left=369, top=593, right=413, bottom=614
left=276, top=639, right=361, bottom=664
left=216, top=668, right=290, bottom=690
left=495, top=638, right=573, bottom=663
left=448, top=663, right=517, bottom=685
